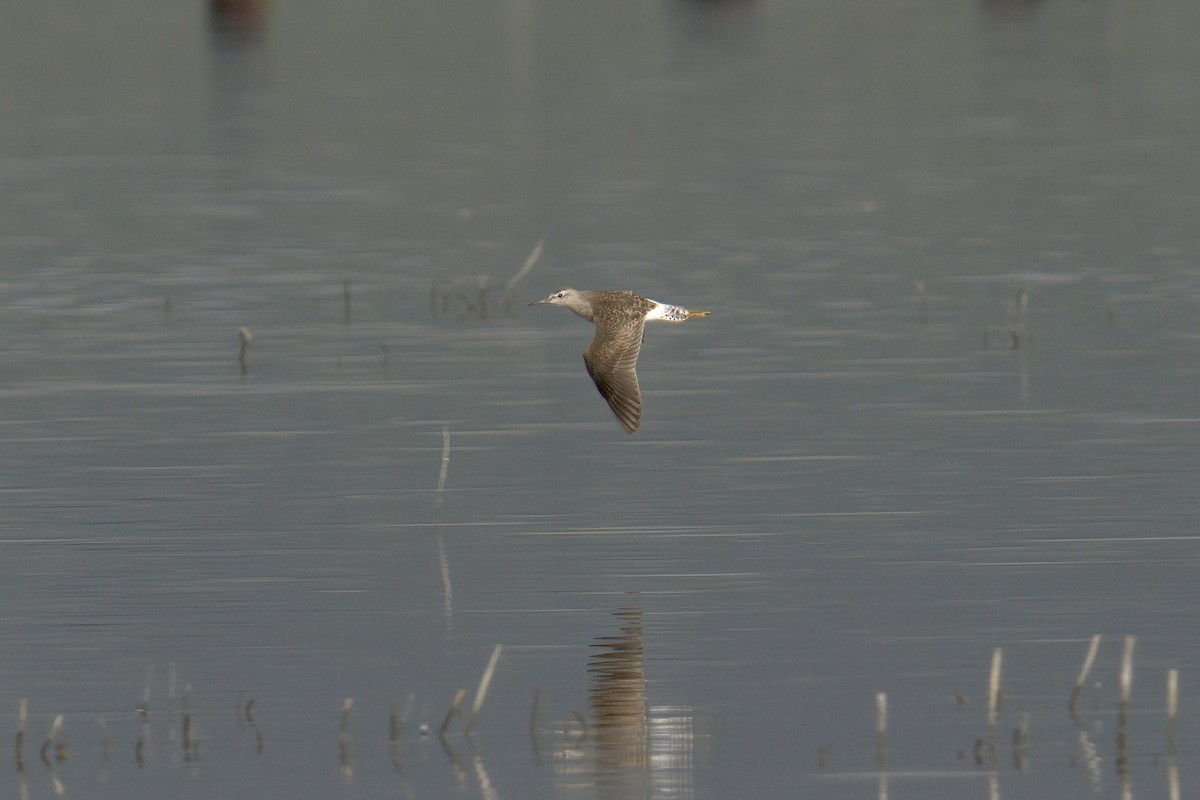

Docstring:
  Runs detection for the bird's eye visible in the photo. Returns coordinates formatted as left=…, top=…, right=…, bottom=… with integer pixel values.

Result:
left=556, top=292, right=566, bottom=298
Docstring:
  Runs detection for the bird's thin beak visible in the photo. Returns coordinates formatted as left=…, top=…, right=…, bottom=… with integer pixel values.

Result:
left=528, top=299, right=546, bottom=306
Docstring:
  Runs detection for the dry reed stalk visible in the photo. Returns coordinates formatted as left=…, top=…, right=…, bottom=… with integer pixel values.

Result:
left=466, top=644, right=503, bottom=734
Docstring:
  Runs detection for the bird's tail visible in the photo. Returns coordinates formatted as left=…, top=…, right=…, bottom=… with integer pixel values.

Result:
left=686, top=309, right=711, bottom=318
left=652, top=303, right=711, bottom=321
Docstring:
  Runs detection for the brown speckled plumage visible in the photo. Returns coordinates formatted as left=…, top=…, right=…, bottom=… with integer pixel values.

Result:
left=529, top=288, right=709, bottom=434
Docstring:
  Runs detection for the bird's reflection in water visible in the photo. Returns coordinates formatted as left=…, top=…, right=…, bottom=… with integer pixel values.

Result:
left=548, top=606, right=694, bottom=800
left=590, top=606, right=649, bottom=777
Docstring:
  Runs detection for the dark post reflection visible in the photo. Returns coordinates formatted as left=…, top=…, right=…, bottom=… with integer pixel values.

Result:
left=209, top=0, right=269, bottom=39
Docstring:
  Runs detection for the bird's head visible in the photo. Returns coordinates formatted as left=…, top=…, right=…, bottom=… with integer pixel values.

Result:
left=529, top=288, right=577, bottom=307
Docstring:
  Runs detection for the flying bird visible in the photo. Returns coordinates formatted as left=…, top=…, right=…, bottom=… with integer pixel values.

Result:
left=529, top=288, right=710, bottom=433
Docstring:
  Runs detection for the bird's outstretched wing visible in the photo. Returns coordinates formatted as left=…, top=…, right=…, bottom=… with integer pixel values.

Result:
left=583, top=320, right=645, bottom=434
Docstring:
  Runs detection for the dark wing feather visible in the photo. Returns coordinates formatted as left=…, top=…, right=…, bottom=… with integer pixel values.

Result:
left=583, top=320, right=645, bottom=434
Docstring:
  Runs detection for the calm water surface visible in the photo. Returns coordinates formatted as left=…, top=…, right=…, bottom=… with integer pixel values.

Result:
left=2, top=1, right=1200, bottom=798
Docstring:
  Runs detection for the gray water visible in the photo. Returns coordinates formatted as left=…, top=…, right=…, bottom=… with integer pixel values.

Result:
left=2, top=0, right=1200, bottom=797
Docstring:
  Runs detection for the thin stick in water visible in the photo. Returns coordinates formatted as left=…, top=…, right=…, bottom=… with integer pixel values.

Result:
left=338, top=698, right=353, bottom=778
left=15, top=698, right=26, bottom=770
left=875, top=692, right=887, bottom=767
left=1070, top=634, right=1102, bottom=714
left=1119, top=636, right=1135, bottom=708
left=505, top=238, right=544, bottom=291
left=876, top=704, right=891, bottom=800
left=39, top=714, right=62, bottom=766
left=984, top=647, right=1003, bottom=768
left=182, top=683, right=196, bottom=762
left=436, top=427, right=451, bottom=507
left=439, top=689, right=467, bottom=738
left=1167, top=669, right=1179, bottom=758
left=1116, top=636, right=1135, bottom=775
left=238, top=327, right=253, bottom=375
left=466, top=644, right=504, bottom=734
left=438, top=530, right=453, bottom=629
left=1012, top=711, right=1029, bottom=770
left=987, top=647, right=1003, bottom=728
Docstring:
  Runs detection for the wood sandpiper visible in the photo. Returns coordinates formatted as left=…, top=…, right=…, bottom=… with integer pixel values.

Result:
left=530, top=288, right=710, bottom=434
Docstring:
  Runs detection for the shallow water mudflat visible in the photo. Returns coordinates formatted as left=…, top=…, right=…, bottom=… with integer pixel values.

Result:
left=2, top=0, right=1200, bottom=797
